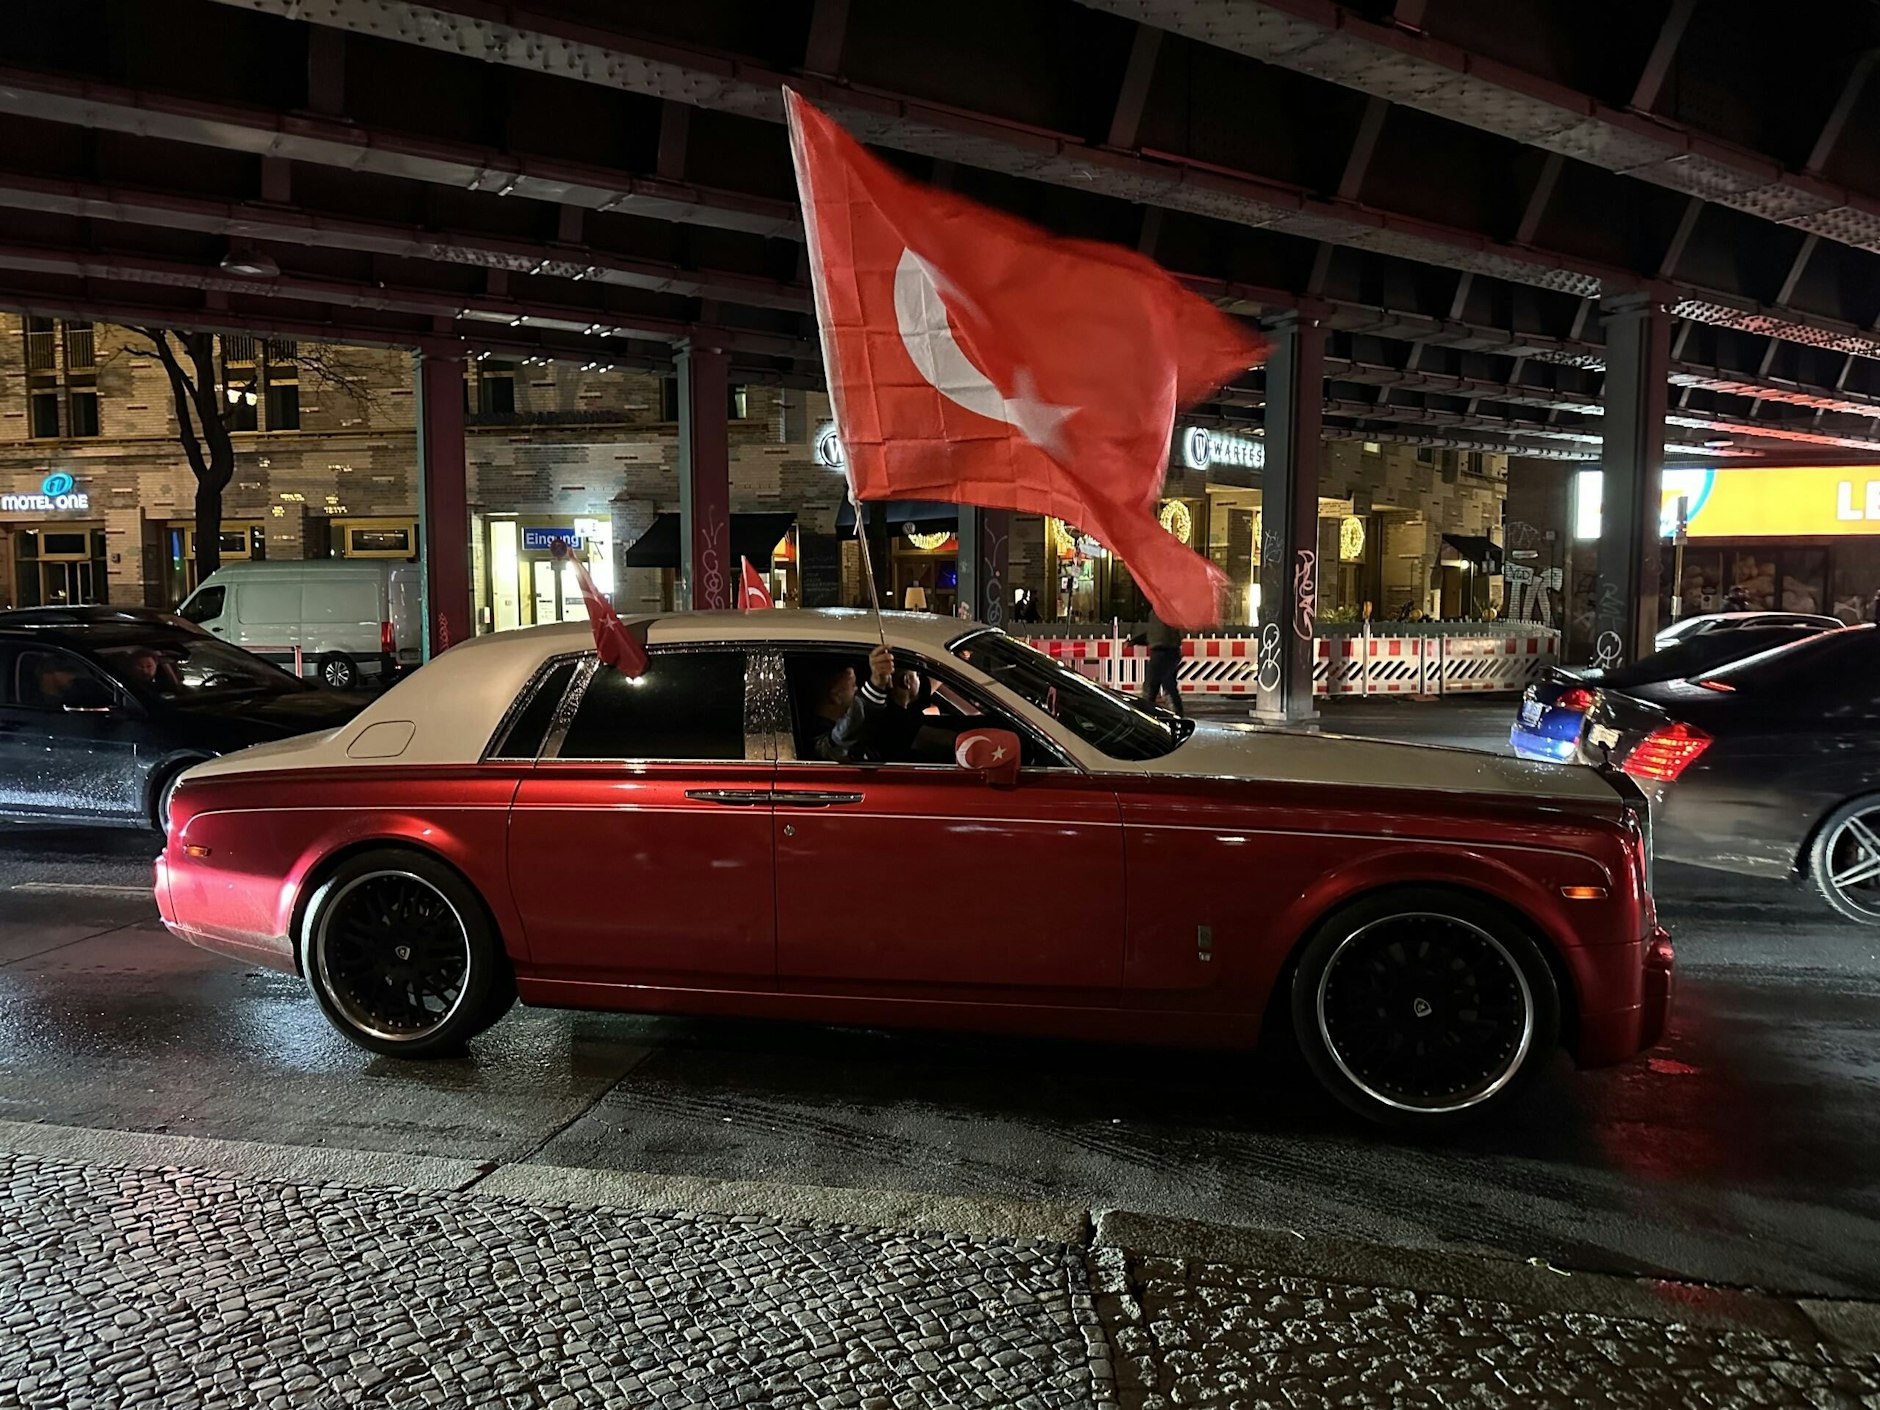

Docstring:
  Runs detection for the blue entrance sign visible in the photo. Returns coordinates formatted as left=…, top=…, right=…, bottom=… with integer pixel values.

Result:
left=523, top=526, right=583, bottom=552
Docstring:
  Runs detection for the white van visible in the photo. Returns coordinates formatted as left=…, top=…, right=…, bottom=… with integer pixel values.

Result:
left=177, top=561, right=423, bottom=690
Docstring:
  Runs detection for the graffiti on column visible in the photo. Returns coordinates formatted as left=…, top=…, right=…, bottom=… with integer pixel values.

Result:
left=1592, top=578, right=1625, bottom=667
left=1260, top=527, right=1284, bottom=573
left=1257, top=622, right=1283, bottom=693
left=699, top=513, right=729, bottom=609
left=981, top=520, right=1007, bottom=629
left=1292, top=549, right=1318, bottom=642
left=435, top=611, right=451, bottom=653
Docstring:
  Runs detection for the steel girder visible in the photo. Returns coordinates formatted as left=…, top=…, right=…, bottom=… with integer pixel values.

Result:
left=194, top=0, right=1880, bottom=367
left=1072, top=0, right=1880, bottom=258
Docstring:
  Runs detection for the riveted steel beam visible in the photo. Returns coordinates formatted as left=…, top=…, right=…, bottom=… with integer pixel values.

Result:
left=1076, top=0, right=1880, bottom=259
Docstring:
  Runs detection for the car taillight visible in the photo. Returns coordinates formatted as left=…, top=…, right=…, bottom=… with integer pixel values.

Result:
left=1555, top=687, right=1595, bottom=712
left=381, top=620, right=395, bottom=654
left=1622, top=721, right=1712, bottom=782
left=1696, top=678, right=1735, bottom=692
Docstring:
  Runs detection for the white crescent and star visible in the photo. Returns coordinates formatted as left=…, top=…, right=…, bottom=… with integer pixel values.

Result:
left=893, top=247, right=1077, bottom=461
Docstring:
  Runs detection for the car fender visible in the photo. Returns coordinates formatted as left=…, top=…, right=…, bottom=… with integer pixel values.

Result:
left=174, top=789, right=526, bottom=968
left=1251, top=837, right=1627, bottom=1003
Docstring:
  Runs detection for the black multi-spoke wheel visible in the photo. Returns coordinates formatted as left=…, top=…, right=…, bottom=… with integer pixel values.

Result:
left=300, top=849, right=513, bottom=1056
left=1809, top=796, right=1880, bottom=926
left=1291, top=890, right=1559, bottom=1131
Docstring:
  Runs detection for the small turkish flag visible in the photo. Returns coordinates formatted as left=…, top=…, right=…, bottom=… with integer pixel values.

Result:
left=740, top=556, right=774, bottom=611
left=551, top=540, right=648, bottom=677
left=785, top=89, right=1265, bottom=628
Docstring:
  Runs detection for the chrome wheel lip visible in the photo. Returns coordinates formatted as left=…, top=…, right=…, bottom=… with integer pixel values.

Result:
left=1822, top=810, right=1880, bottom=919
left=313, top=870, right=471, bottom=1043
left=1314, top=911, right=1535, bottom=1116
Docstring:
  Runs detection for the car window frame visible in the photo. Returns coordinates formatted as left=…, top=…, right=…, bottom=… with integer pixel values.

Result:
left=6, top=643, right=136, bottom=715
left=482, top=653, right=583, bottom=762
left=766, top=643, right=1077, bottom=773
left=178, top=585, right=225, bottom=625
left=536, top=644, right=764, bottom=765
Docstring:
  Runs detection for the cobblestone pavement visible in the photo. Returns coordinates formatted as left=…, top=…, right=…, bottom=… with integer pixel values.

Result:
left=0, top=1151, right=1106, bottom=1410
left=4, top=1145, right=1880, bottom=1410
left=1090, top=1247, right=1880, bottom=1410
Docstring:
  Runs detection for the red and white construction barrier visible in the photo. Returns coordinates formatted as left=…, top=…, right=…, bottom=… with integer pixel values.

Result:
left=1025, top=630, right=1556, bottom=698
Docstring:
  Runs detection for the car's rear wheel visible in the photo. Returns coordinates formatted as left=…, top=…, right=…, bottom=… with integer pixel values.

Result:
left=300, top=849, right=512, bottom=1056
left=1808, top=796, right=1880, bottom=925
left=318, top=652, right=359, bottom=691
left=1290, top=889, right=1559, bottom=1131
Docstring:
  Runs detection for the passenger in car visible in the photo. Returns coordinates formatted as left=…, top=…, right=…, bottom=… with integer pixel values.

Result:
left=807, top=645, right=897, bottom=763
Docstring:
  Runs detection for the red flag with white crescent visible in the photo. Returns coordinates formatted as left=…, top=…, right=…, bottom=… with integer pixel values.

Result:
left=551, top=541, right=648, bottom=677
left=784, top=88, right=1265, bottom=629
left=740, top=556, right=774, bottom=611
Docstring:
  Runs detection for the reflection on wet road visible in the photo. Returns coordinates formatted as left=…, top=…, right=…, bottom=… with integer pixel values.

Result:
left=2, top=820, right=1877, bottom=1298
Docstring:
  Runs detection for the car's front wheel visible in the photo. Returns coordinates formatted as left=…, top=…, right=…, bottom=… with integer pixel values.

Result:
left=1808, top=795, right=1880, bottom=925
left=1290, top=889, right=1559, bottom=1131
left=299, top=849, right=514, bottom=1056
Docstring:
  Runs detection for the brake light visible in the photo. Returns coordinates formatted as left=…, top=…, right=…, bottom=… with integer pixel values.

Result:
left=1555, top=687, right=1595, bottom=713
left=1696, top=678, right=1735, bottom=692
left=381, top=620, right=395, bottom=654
left=1622, top=722, right=1712, bottom=782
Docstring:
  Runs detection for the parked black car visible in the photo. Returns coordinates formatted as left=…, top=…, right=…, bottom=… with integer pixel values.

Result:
left=0, top=615, right=366, bottom=830
left=1575, top=624, right=1880, bottom=923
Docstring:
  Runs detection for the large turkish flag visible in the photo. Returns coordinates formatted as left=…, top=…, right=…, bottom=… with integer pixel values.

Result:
left=785, top=89, right=1265, bottom=628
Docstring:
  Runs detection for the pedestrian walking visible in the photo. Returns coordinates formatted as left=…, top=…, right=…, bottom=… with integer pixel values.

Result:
left=1136, top=610, right=1185, bottom=717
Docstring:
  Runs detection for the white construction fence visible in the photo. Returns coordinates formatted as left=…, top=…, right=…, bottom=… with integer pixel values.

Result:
left=1025, top=628, right=1558, bottom=699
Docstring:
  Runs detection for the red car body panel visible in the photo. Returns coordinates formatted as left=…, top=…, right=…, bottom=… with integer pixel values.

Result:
left=160, top=754, right=1667, bottom=1066
left=161, top=767, right=528, bottom=974
left=509, top=760, right=778, bottom=982
left=770, top=762, right=1126, bottom=992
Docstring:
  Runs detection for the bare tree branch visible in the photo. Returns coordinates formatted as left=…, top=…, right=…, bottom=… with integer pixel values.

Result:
left=288, top=344, right=386, bottom=414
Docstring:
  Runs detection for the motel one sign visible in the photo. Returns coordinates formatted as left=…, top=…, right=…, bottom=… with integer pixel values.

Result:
left=1, top=472, right=90, bottom=513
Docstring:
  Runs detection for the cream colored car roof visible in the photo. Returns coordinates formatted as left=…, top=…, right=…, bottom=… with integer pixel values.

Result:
left=186, top=610, right=995, bottom=778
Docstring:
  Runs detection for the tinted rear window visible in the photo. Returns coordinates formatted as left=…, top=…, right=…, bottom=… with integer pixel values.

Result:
left=1702, top=626, right=1880, bottom=693
left=1603, top=627, right=1825, bottom=686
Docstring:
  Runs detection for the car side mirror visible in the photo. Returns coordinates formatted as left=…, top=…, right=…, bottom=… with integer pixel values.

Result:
left=955, top=728, right=1022, bottom=787
left=61, top=678, right=118, bottom=713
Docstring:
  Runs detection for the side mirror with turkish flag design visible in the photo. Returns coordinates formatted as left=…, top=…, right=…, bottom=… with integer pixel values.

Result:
left=954, top=728, right=1022, bottom=787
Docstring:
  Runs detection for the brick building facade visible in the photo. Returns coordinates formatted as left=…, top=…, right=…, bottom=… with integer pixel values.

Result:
left=0, top=313, right=1503, bottom=630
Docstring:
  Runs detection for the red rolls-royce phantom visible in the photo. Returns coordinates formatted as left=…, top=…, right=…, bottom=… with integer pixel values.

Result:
left=156, top=611, right=1672, bottom=1130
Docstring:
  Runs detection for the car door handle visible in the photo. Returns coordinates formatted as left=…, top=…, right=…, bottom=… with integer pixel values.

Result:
left=771, top=790, right=864, bottom=808
left=685, top=789, right=774, bottom=807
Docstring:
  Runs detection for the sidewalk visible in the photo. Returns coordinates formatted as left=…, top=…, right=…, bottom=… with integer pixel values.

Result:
left=2, top=1124, right=1876, bottom=1409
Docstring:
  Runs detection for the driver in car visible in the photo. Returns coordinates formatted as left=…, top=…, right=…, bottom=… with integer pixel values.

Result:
left=123, top=648, right=179, bottom=692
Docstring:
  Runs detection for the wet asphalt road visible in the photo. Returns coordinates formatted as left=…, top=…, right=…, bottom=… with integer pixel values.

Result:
left=2, top=698, right=1877, bottom=1300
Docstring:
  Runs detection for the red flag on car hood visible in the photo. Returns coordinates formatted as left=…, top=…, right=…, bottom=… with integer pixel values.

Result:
left=784, top=89, right=1265, bottom=628
left=551, top=541, right=648, bottom=677
left=740, top=556, right=774, bottom=611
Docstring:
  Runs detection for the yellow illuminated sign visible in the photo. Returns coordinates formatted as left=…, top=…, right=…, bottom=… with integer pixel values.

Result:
left=1675, top=466, right=1880, bottom=539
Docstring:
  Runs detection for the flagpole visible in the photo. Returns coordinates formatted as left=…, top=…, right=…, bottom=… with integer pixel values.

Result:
left=850, top=491, right=889, bottom=648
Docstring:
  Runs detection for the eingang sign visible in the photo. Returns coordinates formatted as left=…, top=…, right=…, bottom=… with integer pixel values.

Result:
left=0, top=471, right=90, bottom=514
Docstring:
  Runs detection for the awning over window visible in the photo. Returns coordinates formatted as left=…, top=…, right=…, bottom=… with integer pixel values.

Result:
left=1440, top=533, right=1503, bottom=570
left=834, top=499, right=960, bottom=533
left=619, top=512, right=797, bottom=570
